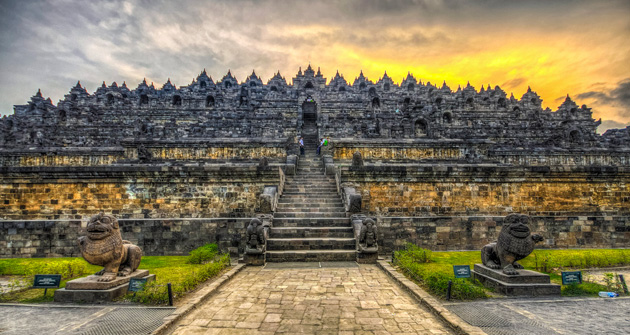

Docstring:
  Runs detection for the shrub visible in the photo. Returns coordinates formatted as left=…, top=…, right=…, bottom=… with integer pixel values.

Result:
left=529, top=249, right=630, bottom=272
left=395, top=243, right=433, bottom=264
left=187, top=243, right=219, bottom=264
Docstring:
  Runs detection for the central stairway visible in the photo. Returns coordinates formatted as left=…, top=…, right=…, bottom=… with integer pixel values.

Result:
left=265, top=122, right=355, bottom=262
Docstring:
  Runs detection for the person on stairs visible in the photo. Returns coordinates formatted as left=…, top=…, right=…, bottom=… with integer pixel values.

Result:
left=299, top=137, right=305, bottom=156
left=317, top=137, right=325, bottom=155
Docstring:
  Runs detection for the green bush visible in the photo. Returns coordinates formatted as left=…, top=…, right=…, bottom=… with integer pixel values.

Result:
left=34, top=259, right=90, bottom=280
left=395, top=243, right=433, bottom=263
left=133, top=253, right=230, bottom=304
left=187, top=243, right=219, bottom=264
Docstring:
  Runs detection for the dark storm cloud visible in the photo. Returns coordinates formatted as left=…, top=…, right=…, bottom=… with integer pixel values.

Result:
left=577, top=79, right=630, bottom=117
left=0, top=0, right=629, bottom=121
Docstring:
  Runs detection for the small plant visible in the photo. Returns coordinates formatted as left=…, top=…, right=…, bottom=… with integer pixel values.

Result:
left=187, top=243, right=219, bottom=264
left=602, top=272, right=623, bottom=293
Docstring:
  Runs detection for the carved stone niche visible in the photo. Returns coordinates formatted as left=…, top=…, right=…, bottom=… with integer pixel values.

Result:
left=352, top=151, right=364, bottom=167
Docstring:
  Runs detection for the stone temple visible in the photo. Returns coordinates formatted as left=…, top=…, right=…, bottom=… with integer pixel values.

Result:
left=0, top=65, right=628, bottom=260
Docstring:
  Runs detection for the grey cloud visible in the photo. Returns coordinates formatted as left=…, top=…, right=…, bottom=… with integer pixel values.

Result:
left=577, top=78, right=630, bottom=116
left=501, top=78, right=526, bottom=90
left=1, top=0, right=629, bottom=116
left=598, top=119, right=630, bottom=134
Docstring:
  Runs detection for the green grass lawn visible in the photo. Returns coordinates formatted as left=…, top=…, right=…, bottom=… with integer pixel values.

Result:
left=0, top=244, right=230, bottom=304
left=394, top=245, right=630, bottom=300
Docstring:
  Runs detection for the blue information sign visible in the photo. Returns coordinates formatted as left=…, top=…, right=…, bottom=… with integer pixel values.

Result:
left=561, top=271, right=582, bottom=285
left=453, top=265, right=471, bottom=278
left=33, top=274, right=61, bottom=288
left=128, top=278, right=148, bottom=292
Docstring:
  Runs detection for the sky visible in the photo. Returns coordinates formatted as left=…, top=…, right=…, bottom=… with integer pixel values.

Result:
left=0, top=0, right=629, bottom=133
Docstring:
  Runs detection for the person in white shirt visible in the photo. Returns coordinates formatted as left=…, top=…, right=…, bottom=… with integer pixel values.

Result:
left=317, top=138, right=325, bottom=155
left=299, top=137, right=304, bottom=155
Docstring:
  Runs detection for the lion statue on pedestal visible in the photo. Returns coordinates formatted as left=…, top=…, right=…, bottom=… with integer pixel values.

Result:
left=78, top=213, right=142, bottom=282
left=481, top=214, right=544, bottom=275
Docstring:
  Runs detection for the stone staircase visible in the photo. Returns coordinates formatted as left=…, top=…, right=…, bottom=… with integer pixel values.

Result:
left=265, top=122, right=355, bottom=262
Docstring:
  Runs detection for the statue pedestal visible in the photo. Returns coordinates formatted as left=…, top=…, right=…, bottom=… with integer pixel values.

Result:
left=54, top=270, right=155, bottom=303
left=244, top=253, right=265, bottom=266
left=356, top=250, right=378, bottom=264
left=472, top=264, right=560, bottom=297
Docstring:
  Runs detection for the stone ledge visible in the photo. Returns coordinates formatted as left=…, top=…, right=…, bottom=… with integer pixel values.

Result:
left=150, top=263, right=245, bottom=335
left=376, top=260, right=485, bottom=335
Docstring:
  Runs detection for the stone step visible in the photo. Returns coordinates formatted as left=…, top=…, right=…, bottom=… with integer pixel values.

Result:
left=265, top=250, right=357, bottom=262
left=278, top=198, right=342, bottom=204
left=269, top=227, right=354, bottom=238
left=274, top=212, right=347, bottom=218
left=280, top=195, right=342, bottom=200
left=267, top=238, right=356, bottom=251
left=284, top=181, right=335, bottom=185
left=272, top=217, right=351, bottom=227
left=282, top=188, right=338, bottom=193
left=275, top=205, right=345, bottom=211
left=282, top=191, right=338, bottom=195
left=282, top=188, right=336, bottom=192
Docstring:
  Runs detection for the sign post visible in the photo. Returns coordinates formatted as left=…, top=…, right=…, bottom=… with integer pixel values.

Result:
left=33, top=274, right=62, bottom=297
left=453, top=265, right=471, bottom=279
left=561, top=271, right=582, bottom=285
left=128, top=277, right=148, bottom=297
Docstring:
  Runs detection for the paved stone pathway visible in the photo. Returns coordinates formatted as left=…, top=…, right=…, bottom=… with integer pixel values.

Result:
left=445, top=297, right=630, bottom=335
left=168, top=264, right=454, bottom=334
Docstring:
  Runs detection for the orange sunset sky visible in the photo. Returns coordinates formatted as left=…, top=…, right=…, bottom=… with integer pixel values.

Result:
left=0, top=0, right=628, bottom=132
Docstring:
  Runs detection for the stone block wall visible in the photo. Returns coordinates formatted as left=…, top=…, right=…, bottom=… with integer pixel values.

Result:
left=341, top=165, right=630, bottom=216
left=331, top=141, right=630, bottom=166
left=0, top=139, right=289, bottom=167
left=0, top=218, right=252, bottom=258
left=0, top=165, right=280, bottom=220
left=377, top=216, right=630, bottom=254
left=3, top=215, right=628, bottom=258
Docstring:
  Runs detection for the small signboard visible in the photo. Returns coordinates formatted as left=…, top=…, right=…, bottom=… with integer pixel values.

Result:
left=33, top=274, right=61, bottom=289
left=128, top=278, right=148, bottom=292
left=453, top=265, right=471, bottom=278
left=561, top=271, right=582, bottom=285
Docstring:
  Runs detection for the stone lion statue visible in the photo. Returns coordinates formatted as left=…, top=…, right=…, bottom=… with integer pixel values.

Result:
left=78, top=213, right=142, bottom=282
left=481, top=214, right=544, bottom=275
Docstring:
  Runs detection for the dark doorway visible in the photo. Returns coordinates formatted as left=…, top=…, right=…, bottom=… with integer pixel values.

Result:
left=302, top=98, right=317, bottom=122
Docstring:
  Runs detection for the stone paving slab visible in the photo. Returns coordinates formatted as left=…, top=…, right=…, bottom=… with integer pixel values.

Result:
left=445, top=296, right=630, bottom=335
left=0, top=304, right=174, bottom=335
left=167, top=264, right=455, bottom=334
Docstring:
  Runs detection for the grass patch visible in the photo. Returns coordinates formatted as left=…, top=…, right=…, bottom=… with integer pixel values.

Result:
left=394, top=244, right=488, bottom=300
left=0, top=243, right=230, bottom=304
left=393, top=244, right=630, bottom=299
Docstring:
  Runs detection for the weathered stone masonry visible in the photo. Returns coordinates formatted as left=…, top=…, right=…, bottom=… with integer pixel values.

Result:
left=1, top=65, right=628, bottom=257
